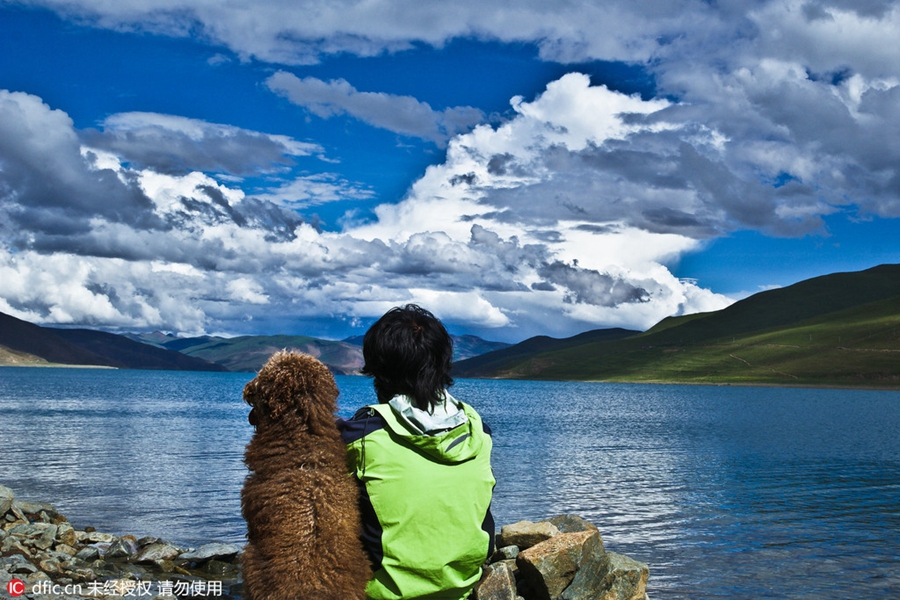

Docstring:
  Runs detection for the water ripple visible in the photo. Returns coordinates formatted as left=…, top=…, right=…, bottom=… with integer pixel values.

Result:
left=2, top=370, right=899, bottom=598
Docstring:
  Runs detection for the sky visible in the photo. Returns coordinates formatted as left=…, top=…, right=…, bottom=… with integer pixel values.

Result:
left=1, top=0, right=899, bottom=343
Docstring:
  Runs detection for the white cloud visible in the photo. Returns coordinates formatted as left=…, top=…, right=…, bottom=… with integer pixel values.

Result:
left=12, top=0, right=699, bottom=65
left=88, top=111, right=324, bottom=175
left=266, top=72, right=484, bottom=145
left=4, top=1, right=900, bottom=340
left=226, top=278, right=269, bottom=304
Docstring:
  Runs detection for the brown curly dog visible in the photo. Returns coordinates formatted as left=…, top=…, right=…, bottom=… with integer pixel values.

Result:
left=241, top=351, right=371, bottom=600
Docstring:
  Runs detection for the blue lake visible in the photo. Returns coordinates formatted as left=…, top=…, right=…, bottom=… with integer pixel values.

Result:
left=1, top=367, right=899, bottom=598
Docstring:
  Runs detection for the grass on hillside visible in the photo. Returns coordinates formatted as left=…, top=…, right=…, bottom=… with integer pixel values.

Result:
left=0, top=345, right=48, bottom=366
left=177, top=335, right=361, bottom=372
left=501, top=296, right=900, bottom=388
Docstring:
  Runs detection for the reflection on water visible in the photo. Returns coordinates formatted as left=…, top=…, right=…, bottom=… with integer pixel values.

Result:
left=1, top=369, right=899, bottom=599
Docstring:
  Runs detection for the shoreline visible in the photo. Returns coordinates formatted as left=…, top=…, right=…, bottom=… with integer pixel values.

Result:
left=2, top=485, right=651, bottom=600
left=471, top=374, right=900, bottom=392
left=0, top=364, right=118, bottom=369
left=4, top=362, right=898, bottom=391
left=1, top=485, right=243, bottom=599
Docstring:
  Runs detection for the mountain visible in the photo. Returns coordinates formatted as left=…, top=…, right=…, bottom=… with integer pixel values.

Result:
left=0, top=311, right=114, bottom=366
left=0, top=310, right=226, bottom=371
left=454, top=328, right=639, bottom=377
left=49, top=328, right=228, bottom=371
left=161, top=335, right=364, bottom=373
left=455, top=264, right=900, bottom=388
left=342, top=334, right=511, bottom=362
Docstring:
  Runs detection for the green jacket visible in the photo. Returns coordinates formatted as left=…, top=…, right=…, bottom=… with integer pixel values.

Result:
left=340, top=399, right=495, bottom=600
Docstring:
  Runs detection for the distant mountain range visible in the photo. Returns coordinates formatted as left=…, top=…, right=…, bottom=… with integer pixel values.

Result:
left=0, top=311, right=510, bottom=374
left=3, top=264, right=898, bottom=386
left=454, top=264, right=900, bottom=388
left=0, top=311, right=225, bottom=371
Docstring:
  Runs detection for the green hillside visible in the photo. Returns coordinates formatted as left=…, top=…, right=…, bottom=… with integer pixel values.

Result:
left=455, top=264, right=900, bottom=388
left=168, top=335, right=364, bottom=373
left=0, top=311, right=225, bottom=371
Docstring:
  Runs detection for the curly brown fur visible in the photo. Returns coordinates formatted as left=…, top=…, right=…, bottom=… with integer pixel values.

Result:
left=241, top=351, right=371, bottom=600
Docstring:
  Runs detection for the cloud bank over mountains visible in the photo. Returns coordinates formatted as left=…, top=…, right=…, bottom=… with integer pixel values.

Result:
left=1, top=1, right=899, bottom=340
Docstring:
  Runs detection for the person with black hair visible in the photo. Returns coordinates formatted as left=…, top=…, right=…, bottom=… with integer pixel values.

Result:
left=339, top=304, right=495, bottom=600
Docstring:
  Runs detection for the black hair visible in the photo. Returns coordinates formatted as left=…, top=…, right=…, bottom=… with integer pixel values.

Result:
left=361, top=304, right=454, bottom=411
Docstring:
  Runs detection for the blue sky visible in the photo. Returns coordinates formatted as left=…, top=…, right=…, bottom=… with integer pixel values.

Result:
left=1, top=1, right=899, bottom=343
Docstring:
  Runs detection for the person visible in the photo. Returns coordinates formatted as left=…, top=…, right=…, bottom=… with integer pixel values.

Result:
left=339, top=304, right=495, bottom=600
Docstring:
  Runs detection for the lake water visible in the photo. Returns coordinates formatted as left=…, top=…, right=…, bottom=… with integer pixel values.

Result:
left=1, top=367, right=898, bottom=598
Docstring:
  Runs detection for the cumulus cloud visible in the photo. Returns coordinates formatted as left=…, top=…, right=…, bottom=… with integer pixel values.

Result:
left=10, top=0, right=701, bottom=65
left=266, top=72, right=484, bottom=145
left=85, top=112, right=324, bottom=175
left=3, top=0, right=900, bottom=339
left=0, top=84, right=732, bottom=339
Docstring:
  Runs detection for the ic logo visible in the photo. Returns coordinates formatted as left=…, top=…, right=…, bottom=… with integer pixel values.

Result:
left=5, top=579, right=25, bottom=597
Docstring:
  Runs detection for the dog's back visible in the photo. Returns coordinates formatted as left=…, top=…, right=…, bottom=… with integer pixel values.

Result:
left=241, top=351, right=371, bottom=600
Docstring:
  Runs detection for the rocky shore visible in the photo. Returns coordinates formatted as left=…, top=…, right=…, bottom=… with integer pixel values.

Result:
left=2, top=485, right=649, bottom=600
left=1, top=486, right=242, bottom=599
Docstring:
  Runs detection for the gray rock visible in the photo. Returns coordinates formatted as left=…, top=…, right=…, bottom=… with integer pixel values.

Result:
left=201, top=559, right=238, bottom=576
left=596, top=552, right=649, bottom=600
left=0, top=485, right=13, bottom=515
left=24, top=570, right=51, bottom=584
left=55, top=522, right=76, bottom=547
left=475, top=561, right=518, bottom=600
left=35, top=525, right=59, bottom=550
left=8, top=504, right=27, bottom=523
left=132, top=541, right=182, bottom=563
left=8, top=522, right=44, bottom=538
left=137, top=536, right=159, bottom=546
left=75, top=546, right=101, bottom=562
left=517, top=530, right=595, bottom=600
left=1, top=535, right=32, bottom=557
left=491, top=545, right=520, bottom=562
left=1, top=554, right=31, bottom=571
left=498, top=520, right=560, bottom=550
left=14, top=500, right=58, bottom=519
left=39, top=557, right=64, bottom=575
left=105, top=537, right=139, bottom=559
left=178, top=542, right=240, bottom=563
left=83, top=531, right=116, bottom=544
left=547, top=515, right=600, bottom=535
left=559, top=530, right=609, bottom=600
left=7, top=559, right=39, bottom=575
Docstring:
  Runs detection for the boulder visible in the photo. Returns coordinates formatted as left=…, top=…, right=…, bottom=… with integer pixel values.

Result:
left=0, top=485, right=13, bottom=515
left=34, top=524, right=59, bottom=550
left=105, top=536, right=139, bottom=559
left=558, top=530, right=608, bottom=600
left=54, top=543, right=78, bottom=556
left=475, top=561, right=518, bottom=600
left=56, top=522, right=77, bottom=547
left=498, top=520, right=560, bottom=550
left=547, top=515, right=599, bottom=535
left=83, top=531, right=116, bottom=544
left=516, top=530, right=595, bottom=600
left=8, top=522, right=44, bottom=538
left=132, top=541, right=183, bottom=563
left=491, top=545, right=520, bottom=562
left=594, top=552, right=649, bottom=600
left=14, top=500, right=59, bottom=520
left=1, top=535, right=32, bottom=557
left=74, top=546, right=101, bottom=562
left=178, top=542, right=240, bottom=563
left=8, top=504, right=27, bottom=523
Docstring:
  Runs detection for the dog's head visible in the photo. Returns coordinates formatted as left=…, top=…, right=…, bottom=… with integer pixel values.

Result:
left=243, top=351, right=339, bottom=434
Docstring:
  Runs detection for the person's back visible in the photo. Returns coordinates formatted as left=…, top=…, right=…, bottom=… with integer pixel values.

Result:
left=339, top=305, right=495, bottom=600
